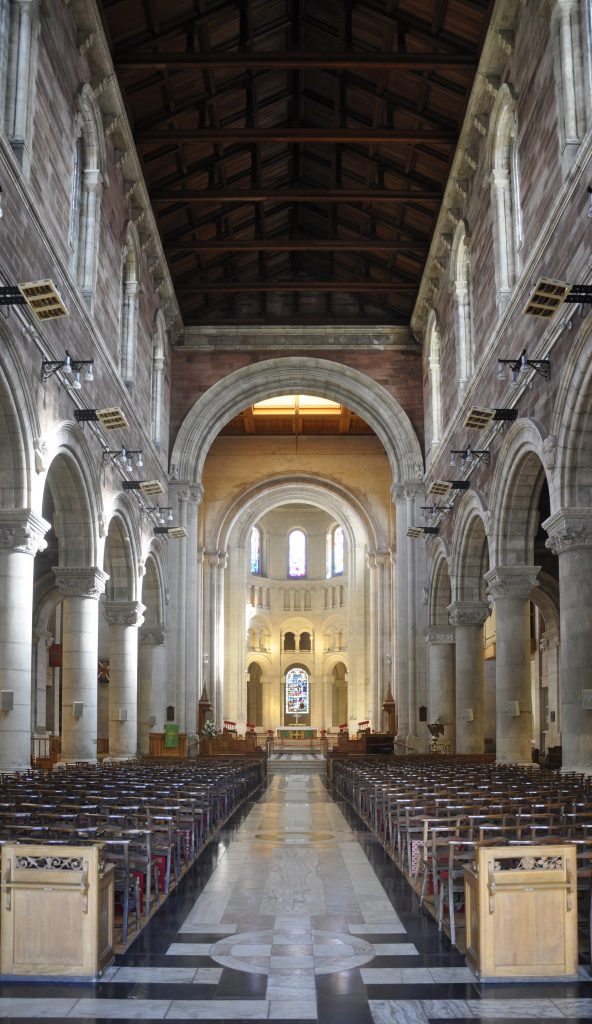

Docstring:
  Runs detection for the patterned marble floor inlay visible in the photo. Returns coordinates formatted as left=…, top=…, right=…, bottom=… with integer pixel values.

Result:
left=1, top=769, right=591, bottom=1024
left=210, top=927, right=375, bottom=974
left=254, top=830, right=336, bottom=843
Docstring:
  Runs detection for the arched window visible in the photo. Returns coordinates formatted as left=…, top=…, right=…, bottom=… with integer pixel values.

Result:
left=285, top=666, right=309, bottom=715
left=451, top=221, right=474, bottom=392
left=552, top=0, right=587, bottom=170
left=288, top=528, right=306, bottom=578
left=299, top=631, right=311, bottom=651
left=426, top=311, right=442, bottom=447
left=283, top=631, right=296, bottom=651
left=250, top=525, right=262, bottom=575
left=120, top=222, right=141, bottom=388
left=151, top=311, right=167, bottom=446
left=1, top=0, right=40, bottom=172
left=70, top=84, right=106, bottom=308
left=489, top=84, right=522, bottom=303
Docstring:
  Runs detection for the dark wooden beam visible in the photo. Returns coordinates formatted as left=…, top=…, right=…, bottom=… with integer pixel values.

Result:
left=165, top=238, right=429, bottom=251
left=174, top=280, right=418, bottom=291
left=151, top=187, right=443, bottom=202
left=116, top=50, right=477, bottom=70
left=136, top=127, right=456, bottom=144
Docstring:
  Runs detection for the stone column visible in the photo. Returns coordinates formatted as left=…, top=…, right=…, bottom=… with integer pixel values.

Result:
left=541, top=626, right=561, bottom=751
left=54, top=567, right=109, bottom=762
left=555, top=0, right=586, bottom=150
left=484, top=566, right=540, bottom=765
left=32, top=628, right=53, bottom=733
left=0, top=510, right=49, bottom=772
left=392, top=485, right=409, bottom=742
left=425, top=626, right=456, bottom=750
left=368, top=550, right=390, bottom=730
left=448, top=601, right=488, bottom=754
left=138, top=626, right=167, bottom=754
left=206, top=550, right=227, bottom=726
left=544, top=509, right=592, bottom=772
left=5, top=0, right=39, bottom=169
left=104, top=601, right=145, bottom=759
left=169, top=485, right=202, bottom=732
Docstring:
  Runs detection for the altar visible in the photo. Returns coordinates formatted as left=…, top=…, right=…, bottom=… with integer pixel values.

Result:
left=276, top=727, right=318, bottom=748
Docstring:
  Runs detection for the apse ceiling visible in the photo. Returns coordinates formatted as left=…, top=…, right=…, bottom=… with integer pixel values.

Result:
left=99, top=0, right=494, bottom=326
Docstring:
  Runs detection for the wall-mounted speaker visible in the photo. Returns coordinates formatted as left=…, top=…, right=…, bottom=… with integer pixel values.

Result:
left=461, top=708, right=473, bottom=722
left=72, top=701, right=84, bottom=719
left=0, top=691, right=14, bottom=712
left=118, top=707, right=127, bottom=722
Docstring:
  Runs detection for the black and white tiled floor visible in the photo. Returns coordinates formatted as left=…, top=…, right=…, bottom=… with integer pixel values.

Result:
left=1, top=768, right=592, bottom=1022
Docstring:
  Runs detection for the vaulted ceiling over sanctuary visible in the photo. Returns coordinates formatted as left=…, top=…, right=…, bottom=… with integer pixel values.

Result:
left=97, top=0, right=494, bottom=327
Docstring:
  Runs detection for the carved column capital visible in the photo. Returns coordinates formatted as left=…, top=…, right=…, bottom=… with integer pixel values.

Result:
left=53, top=566, right=109, bottom=599
left=176, top=482, right=204, bottom=506
left=104, top=600, right=145, bottom=628
left=484, top=565, right=540, bottom=600
left=424, top=626, right=455, bottom=644
left=140, top=625, right=167, bottom=646
left=0, top=510, right=50, bottom=556
left=447, top=600, right=489, bottom=627
left=207, top=550, right=227, bottom=569
left=367, top=550, right=389, bottom=569
left=543, top=508, right=592, bottom=555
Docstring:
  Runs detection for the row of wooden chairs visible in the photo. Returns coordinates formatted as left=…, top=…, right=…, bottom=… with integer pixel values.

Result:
left=332, top=756, right=592, bottom=954
left=0, top=756, right=265, bottom=943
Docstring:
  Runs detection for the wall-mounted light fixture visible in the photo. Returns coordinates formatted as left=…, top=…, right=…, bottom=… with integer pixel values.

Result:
left=103, top=447, right=143, bottom=471
left=450, top=445, right=490, bottom=468
left=428, top=479, right=471, bottom=499
left=122, top=479, right=164, bottom=496
left=420, top=503, right=453, bottom=521
left=406, top=525, right=439, bottom=539
left=74, top=407, right=128, bottom=430
left=0, top=279, right=68, bottom=320
left=141, top=505, right=173, bottom=524
left=497, top=349, right=550, bottom=387
left=464, top=406, right=518, bottom=429
left=154, top=526, right=187, bottom=539
left=42, top=350, right=94, bottom=388
left=524, top=277, right=592, bottom=318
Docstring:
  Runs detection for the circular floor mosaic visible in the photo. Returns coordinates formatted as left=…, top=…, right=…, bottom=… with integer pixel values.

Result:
left=210, top=928, right=375, bottom=975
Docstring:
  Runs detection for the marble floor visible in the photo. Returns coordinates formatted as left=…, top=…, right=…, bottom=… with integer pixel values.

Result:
left=2, top=768, right=592, bottom=1022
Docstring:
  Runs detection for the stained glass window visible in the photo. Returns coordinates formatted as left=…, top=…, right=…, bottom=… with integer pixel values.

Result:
left=286, top=667, right=309, bottom=715
left=250, top=526, right=261, bottom=574
left=333, top=526, right=344, bottom=575
left=288, top=528, right=306, bottom=577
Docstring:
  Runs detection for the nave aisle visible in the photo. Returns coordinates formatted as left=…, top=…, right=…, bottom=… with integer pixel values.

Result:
left=0, top=770, right=590, bottom=1022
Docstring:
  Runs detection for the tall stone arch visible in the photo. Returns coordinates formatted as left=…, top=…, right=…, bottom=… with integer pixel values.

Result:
left=169, top=356, right=424, bottom=742
left=204, top=475, right=385, bottom=732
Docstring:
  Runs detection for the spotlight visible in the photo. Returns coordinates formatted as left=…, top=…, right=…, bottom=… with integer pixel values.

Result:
left=42, top=351, right=94, bottom=386
left=74, top=407, right=128, bottom=430
left=1, top=279, right=69, bottom=320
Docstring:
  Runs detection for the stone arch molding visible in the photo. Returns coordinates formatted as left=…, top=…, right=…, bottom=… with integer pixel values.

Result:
left=488, top=417, right=551, bottom=567
left=214, top=474, right=379, bottom=555
left=449, top=489, right=491, bottom=604
left=171, top=357, right=423, bottom=487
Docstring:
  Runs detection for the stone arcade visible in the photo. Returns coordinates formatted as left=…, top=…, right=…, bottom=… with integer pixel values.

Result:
left=2, top=0, right=592, bottom=1019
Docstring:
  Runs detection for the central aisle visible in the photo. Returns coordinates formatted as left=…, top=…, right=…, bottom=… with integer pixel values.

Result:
left=1, top=768, right=592, bottom=1022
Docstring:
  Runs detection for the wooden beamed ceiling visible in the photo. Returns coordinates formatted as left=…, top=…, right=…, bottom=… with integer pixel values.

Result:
left=100, top=0, right=495, bottom=326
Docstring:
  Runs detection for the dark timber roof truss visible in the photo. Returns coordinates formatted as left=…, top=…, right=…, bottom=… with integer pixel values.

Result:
left=100, top=0, right=494, bottom=326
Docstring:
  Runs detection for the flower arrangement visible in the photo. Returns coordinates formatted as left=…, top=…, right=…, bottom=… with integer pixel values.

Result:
left=200, top=719, right=220, bottom=739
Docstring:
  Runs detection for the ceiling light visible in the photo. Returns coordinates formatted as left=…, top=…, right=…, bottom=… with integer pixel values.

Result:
left=450, top=446, right=490, bottom=467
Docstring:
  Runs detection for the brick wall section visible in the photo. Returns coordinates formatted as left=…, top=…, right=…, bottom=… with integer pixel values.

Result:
left=170, top=348, right=425, bottom=453
left=423, top=0, right=592, bottom=512
left=0, top=0, right=170, bottom=477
